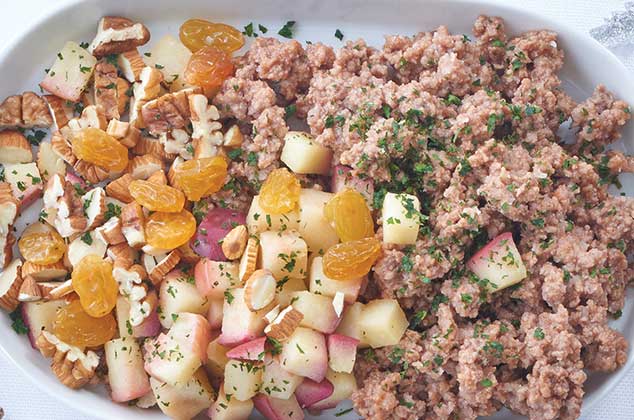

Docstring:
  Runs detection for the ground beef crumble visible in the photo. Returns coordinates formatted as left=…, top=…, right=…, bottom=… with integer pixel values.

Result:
left=210, top=15, right=633, bottom=419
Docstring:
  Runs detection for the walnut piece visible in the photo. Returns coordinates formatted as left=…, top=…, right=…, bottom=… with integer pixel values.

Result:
left=36, top=331, right=99, bottom=389
left=94, top=61, right=120, bottom=121
left=0, top=92, right=53, bottom=129
left=141, top=87, right=201, bottom=136
left=89, top=16, right=151, bottom=58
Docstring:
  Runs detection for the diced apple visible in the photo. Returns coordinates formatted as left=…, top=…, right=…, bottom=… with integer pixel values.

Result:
left=309, top=257, right=362, bottom=304
left=331, top=165, right=374, bottom=204
left=67, top=231, right=108, bottom=267
left=194, top=259, right=240, bottom=299
left=116, top=293, right=161, bottom=338
left=295, top=377, right=334, bottom=408
left=261, top=356, right=303, bottom=400
left=253, top=394, right=304, bottom=420
left=224, top=359, right=263, bottom=401
left=218, top=288, right=267, bottom=346
left=280, top=131, right=332, bottom=175
left=466, top=232, right=527, bottom=292
left=40, top=42, right=97, bottom=101
left=209, top=384, right=253, bottom=420
left=327, top=334, right=359, bottom=373
left=150, top=368, right=214, bottom=420
left=277, top=276, right=307, bottom=307
left=144, top=313, right=211, bottom=385
left=259, top=230, right=308, bottom=280
left=335, top=302, right=368, bottom=347
left=290, top=291, right=340, bottom=334
left=246, top=194, right=300, bottom=234
left=21, top=299, right=68, bottom=348
left=105, top=337, right=151, bottom=402
left=144, top=35, right=191, bottom=92
left=358, top=299, right=408, bottom=348
left=308, top=370, right=357, bottom=411
left=207, top=297, right=224, bottom=330
left=226, top=337, right=267, bottom=361
left=297, top=189, right=339, bottom=254
left=382, top=192, right=422, bottom=245
left=192, top=208, right=246, bottom=261
left=3, top=162, right=43, bottom=209
left=280, top=327, right=327, bottom=382
left=159, top=269, right=210, bottom=329
left=206, top=338, right=230, bottom=379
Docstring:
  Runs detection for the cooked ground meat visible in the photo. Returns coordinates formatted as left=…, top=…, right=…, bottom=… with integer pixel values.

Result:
left=213, top=14, right=632, bottom=419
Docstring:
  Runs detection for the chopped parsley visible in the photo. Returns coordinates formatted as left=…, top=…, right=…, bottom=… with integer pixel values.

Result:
left=533, top=327, right=545, bottom=340
left=9, top=310, right=28, bottom=335
left=334, top=29, right=344, bottom=41
left=480, top=378, right=493, bottom=387
left=80, top=232, right=93, bottom=245
left=277, top=21, right=296, bottom=38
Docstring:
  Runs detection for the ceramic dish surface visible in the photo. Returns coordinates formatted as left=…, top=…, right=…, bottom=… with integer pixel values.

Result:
left=0, top=0, right=632, bottom=419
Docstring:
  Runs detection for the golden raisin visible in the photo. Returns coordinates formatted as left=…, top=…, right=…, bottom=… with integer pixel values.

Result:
left=71, top=127, right=129, bottom=172
left=18, top=229, right=66, bottom=265
left=323, top=237, right=382, bottom=280
left=129, top=179, right=185, bottom=212
left=173, top=156, right=228, bottom=201
left=145, top=209, right=197, bottom=249
left=179, top=18, right=245, bottom=53
left=259, top=168, right=301, bottom=214
left=52, top=299, right=116, bottom=348
left=71, top=255, right=119, bottom=318
left=184, top=46, right=235, bottom=96
left=324, top=189, right=374, bottom=242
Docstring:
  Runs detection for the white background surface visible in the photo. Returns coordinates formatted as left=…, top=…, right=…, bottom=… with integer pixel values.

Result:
left=0, top=1, right=632, bottom=419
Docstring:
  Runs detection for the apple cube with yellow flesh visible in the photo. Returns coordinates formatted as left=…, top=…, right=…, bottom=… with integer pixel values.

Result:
left=358, top=299, right=408, bottom=348
left=218, top=287, right=267, bottom=346
left=208, top=384, right=254, bottom=420
left=382, top=192, right=422, bottom=245
left=280, top=327, right=328, bottom=382
left=290, top=291, right=340, bottom=334
left=224, top=359, right=263, bottom=401
left=159, top=270, right=210, bottom=329
left=276, top=276, right=307, bottom=307
left=144, top=35, right=191, bottom=91
left=297, top=189, right=339, bottom=254
left=206, top=338, right=230, bottom=379
left=40, top=41, right=97, bottom=101
left=280, top=131, right=332, bottom=175
left=334, top=302, right=368, bottom=347
left=246, top=195, right=300, bottom=234
left=259, top=230, right=308, bottom=280
left=150, top=368, right=214, bottom=419
left=261, top=355, right=303, bottom=400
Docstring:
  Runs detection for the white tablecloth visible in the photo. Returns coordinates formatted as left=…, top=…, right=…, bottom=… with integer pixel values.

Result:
left=0, top=1, right=633, bottom=419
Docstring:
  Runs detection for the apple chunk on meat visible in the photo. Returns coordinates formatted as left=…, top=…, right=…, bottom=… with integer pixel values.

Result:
left=224, top=359, right=263, bottom=401
left=40, top=41, right=96, bottom=101
left=209, top=384, right=254, bottom=420
left=105, top=337, right=151, bottom=402
left=327, top=334, right=359, bottom=373
left=253, top=394, right=304, bottom=420
left=467, top=232, right=527, bottom=292
left=382, top=192, right=422, bottom=245
left=218, top=287, right=267, bottom=346
left=144, top=313, right=211, bottom=385
left=358, top=299, right=408, bottom=348
left=280, top=327, right=328, bottom=382
left=150, top=368, right=214, bottom=420
left=280, top=131, right=332, bottom=175
left=290, top=291, right=340, bottom=334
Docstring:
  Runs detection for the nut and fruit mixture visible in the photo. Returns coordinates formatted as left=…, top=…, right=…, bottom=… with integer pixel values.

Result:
left=0, top=12, right=632, bottom=420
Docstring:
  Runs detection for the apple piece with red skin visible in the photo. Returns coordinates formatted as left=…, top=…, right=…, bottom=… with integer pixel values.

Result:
left=226, top=336, right=267, bottom=361
left=132, top=290, right=161, bottom=338
left=280, top=327, right=328, bottom=382
left=150, top=368, right=214, bottom=420
left=330, top=165, right=374, bottom=204
left=207, top=297, right=224, bottom=330
left=290, top=291, right=341, bottom=334
left=144, top=313, right=211, bottom=385
left=191, top=208, right=246, bottom=261
left=307, top=370, right=357, bottom=411
left=208, top=384, right=253, bottom=420
left=40, top=42, right=96, bottom=101
left=327, top=334, right=359, bottom=373
left=194, top=259, right=240, bottom=299
left=65, top=170, right=87, bottom=191
left=467, top=232, right=527, bottom=292
left=3, top=162, right=43, bottom=210
left=253, top=394, right=304, bottom=420
left=218, top=287, right=267, bottom=346
left=21, top=299, right=68, bottom=348
left=105, top=337, right=151, bottom=402
left=295, top=377, right=334, bottom=408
